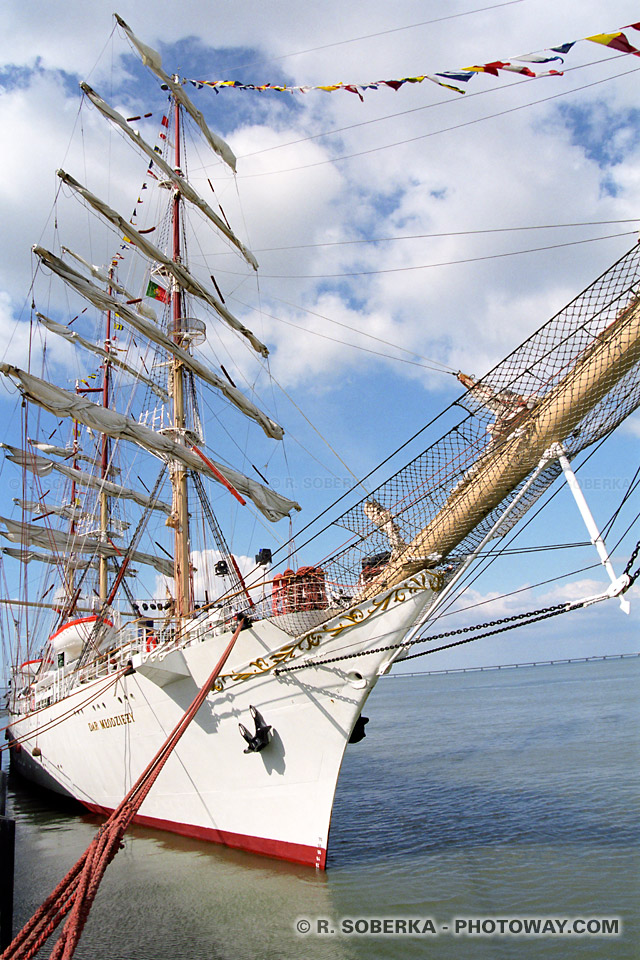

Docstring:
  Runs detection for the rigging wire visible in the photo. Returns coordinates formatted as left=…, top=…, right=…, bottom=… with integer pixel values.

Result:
left=225, top=0, right=528, bottom=73
left=267, top=480, right=640, bottom=674
left=226, top=63, right=640, bottom=178
left=609, top=506, right=640, bottom=557
left=218, top=230, right=638, bottom=280
left=180, top=245, right=367, bottom=487
left=231, top=293, right=456, bottom=371
left=195, top=219, right=640, bottom=256
left=420, top=430, right=635, bottom=633
left=6, top=18, right=639, bottom=666
left=229, top=295, right=454, bottom=372
left=233, top=51, right=634, bottom=161
left=273, top=592, right=613, bottom=674
left=431, top=559, right=601, bottom=622
left=264, top=229, right=640, bottom=575
left=601, top=460, right=640, bottom=541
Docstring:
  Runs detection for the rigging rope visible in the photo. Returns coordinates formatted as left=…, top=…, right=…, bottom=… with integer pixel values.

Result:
left=75, top=465, right=167, bottom=670
left=1, top=616, right=247, bottom=960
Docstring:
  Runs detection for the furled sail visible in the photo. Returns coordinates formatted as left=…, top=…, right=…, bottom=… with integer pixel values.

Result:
left=79, top=83, right=258, bottom=271
left=14, top=499, right=129, bottom=535
left=114, top=15, right=237, bottom=172
left=14, top=499, right=87, bottom=523
left=61, top=247, right=158, bottom=321
left=27, top=439, right=119, bottom=475
left=55, top=171, right=267, bottom=357
left=0, top=442, right=171, bottom=515
left=1, top=547, right=136, bottom=575
left=0, top=367, right=301, bottom=522
left=59, top=463, right=170, bottom=515
left=38, top=313, right=169, bottom=402
left=0, top=516, right=172, bottom=576
left=34, top=247, right=282, bottom=437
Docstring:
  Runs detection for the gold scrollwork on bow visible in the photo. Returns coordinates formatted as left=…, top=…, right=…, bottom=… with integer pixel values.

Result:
left=211, top=571, right=441, bottom=692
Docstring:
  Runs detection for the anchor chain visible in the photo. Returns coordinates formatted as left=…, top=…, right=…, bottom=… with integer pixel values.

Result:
left=275, top=538, right=640, bottom=676
left=623, top=538, right=640, bottom=588
left=275, top=598, right=596, bottom=674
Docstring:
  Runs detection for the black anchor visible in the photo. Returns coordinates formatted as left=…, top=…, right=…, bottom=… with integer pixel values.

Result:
left=239, top=705, right=274, bottom=753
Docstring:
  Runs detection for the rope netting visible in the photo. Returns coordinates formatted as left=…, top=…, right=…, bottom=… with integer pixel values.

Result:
left=265, top=243, right=640, bottom=634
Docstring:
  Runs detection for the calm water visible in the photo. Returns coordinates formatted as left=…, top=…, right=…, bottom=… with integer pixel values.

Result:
left=4, top=657, right=638, bottom=959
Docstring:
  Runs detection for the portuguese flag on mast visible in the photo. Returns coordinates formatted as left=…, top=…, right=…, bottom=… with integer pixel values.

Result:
left=146, top=279, right=168, bottom=303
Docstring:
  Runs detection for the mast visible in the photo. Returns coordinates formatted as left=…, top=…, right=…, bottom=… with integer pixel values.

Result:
left=171, top=94, right=191, bottom=618
left=99, top=270, right=112, bottom=600
left=68, top=410, right=79, bottom=601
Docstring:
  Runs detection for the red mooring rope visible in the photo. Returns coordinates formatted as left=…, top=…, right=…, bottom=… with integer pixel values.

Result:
left=1, top=618, right=246, bottom=960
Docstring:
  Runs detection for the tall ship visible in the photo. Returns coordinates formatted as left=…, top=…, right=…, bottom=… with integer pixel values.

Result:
left=3, top=16, right=639, bottom=869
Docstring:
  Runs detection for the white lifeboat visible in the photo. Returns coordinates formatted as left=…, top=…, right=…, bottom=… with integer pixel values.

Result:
left=48, top=615, right=115, bottom=663
left=18, top=658, right=43, bottom=679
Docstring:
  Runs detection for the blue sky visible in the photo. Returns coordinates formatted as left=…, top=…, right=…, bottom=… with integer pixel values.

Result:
left=0, top=0, right=639, bottom=672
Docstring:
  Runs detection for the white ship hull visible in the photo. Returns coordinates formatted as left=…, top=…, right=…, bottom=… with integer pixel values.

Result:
left=8, top=575, right=437, bottom=868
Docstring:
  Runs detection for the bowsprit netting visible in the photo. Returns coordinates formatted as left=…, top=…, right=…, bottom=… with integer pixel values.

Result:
left=266, top=242, right=640, bottom=632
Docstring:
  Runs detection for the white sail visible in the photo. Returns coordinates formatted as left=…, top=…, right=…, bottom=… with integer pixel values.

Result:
left=14, top=499, right=129, bottom=535
left=61, top=247, right=158, bottom=321
left=0, top=515, right=173, bottom=577
left=1, top=546, right=128, bottom=574
left=0, top=365, right=301, bottom=523
left=113, top=15, right=237, bottom=172
left=0, top=442, right=171, bottom=515
left=38, top=313, right=169, bottom=402
left=1, top=444, right=56, bottom=477
left=29, top=440, right=119, bottom=476
left=79, top=83, right=258, bottom=271
left=14, top=499, right=86, bottom=523
left=34, top=247, right=283, bottom=438
left=55, top=171, right=267, bottom=357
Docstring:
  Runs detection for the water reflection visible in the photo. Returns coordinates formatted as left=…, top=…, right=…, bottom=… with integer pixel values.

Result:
left=6, top=659, right=639, bottom=960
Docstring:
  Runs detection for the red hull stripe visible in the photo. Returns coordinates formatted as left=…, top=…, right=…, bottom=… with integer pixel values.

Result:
left=81, top=801, right=327, bottom=869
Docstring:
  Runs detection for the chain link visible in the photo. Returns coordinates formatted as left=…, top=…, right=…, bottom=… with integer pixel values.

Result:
left=624, top=538, right=640, bottom=586
left=276, top=538, right=640, bottom=675
left=275, top=599, right=585, bottom=674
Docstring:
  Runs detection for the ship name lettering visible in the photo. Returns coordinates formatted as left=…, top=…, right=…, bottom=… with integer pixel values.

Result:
left=87, top=713, right=135, bottom=732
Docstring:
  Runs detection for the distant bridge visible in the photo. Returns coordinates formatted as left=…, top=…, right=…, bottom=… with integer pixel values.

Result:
left=384, top=652, right=640, bottom=678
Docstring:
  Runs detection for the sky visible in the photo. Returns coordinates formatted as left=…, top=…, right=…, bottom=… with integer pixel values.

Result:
left=0, top=0, right=639, bottom=671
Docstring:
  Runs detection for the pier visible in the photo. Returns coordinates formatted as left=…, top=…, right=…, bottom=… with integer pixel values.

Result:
left=384, top=652, right=640, bottom=678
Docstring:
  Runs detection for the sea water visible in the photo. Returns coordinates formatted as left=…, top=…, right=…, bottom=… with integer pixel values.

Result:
left=4, top=657, right=638, bottom=959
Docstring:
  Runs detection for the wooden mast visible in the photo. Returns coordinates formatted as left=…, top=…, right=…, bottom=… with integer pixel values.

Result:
left=99, top=270, right=112, bottom=600
left=68, top=411, right=79, bottom=601
left=171, top=93, right=191, bottom=619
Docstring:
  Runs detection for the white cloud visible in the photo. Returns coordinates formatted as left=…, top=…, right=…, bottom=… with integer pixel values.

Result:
left=3, top=3, right=640, bottom=386
left=154, top=548, right=269, bottom=607
left=1, top=0, right=639, bottom=643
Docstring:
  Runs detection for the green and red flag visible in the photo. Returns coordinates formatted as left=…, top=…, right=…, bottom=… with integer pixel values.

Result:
left=146, top=280, right=168, bottom=303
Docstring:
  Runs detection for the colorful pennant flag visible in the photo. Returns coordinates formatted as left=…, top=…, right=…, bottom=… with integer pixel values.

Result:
left=586, top=30, right=640, bottom=56
left=185, top=22, right=640, bottom=99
